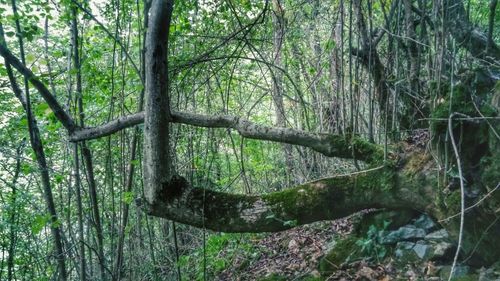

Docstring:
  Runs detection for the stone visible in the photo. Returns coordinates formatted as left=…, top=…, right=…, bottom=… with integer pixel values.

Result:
left=319, top=236, right=359, bottom=274
left=355, top=210, right=417, bottom=235
left=413, top=214, right=437, bottom=233
left=439, top=265, right=471, bottom=280
left=430, top=241, right=454, bottom=259
left=395, top=241, right=417, bottom=262
left=381, top=226, right=426, bottom=244
left=425, top=229, right=449, bottom=241
left=413, top=241, right=430, bottom=259
left=395, top=240, right=454, bottom=263
left=478, top=266, right=500, bottom=281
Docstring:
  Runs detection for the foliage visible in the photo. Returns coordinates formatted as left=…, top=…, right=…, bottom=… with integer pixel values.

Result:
left=355, top=222, right=391, bottom=262
left=177, top=233, right=258, bottom=281
left=0, top=0, right=498, bottom=279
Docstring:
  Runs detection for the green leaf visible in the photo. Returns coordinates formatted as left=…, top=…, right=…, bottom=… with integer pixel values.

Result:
left=265, top=214, right=276, bottom=220
left=122, top=191, right=134, bottom=204
left=21, top=163, right=32, bottom=175
left=31, top=214, right=50, bottom=234
left=283, top=220, right=298, bottom=227
left=54, top=174, right=64, bottom=183
left=324, top=39, right=336, bottom=51
left=26, top=53, right=36, bottom=64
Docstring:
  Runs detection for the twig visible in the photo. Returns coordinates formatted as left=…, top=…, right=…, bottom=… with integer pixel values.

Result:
left=447, top=112, right=466, bottom=281
left=439, top=183, right=500, bottom=222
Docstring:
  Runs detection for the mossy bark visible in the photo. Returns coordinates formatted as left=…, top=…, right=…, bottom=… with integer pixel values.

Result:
left=143, top=69, right=500, bottom=264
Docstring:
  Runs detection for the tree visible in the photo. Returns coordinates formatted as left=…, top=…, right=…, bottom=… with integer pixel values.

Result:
left=0, top=0, right=499, bottom=279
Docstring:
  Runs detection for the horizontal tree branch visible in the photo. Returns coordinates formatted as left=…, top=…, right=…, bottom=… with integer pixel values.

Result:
left=70, top=110, right=384, bottom=164
left=70, top=112, right=145, bottom=142
left=139, top=163, right=433, bottom=232
left=0, top=43, right=77, bottom=132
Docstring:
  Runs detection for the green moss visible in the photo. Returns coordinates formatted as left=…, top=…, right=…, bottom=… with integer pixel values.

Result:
left=443, top=190, right=461, bottom=216
left=379, top=168, right=396, bottom=191
left=319, top=236, right=360, bottom=274
left=480, top=156, right=500, bottom=190
left=430, top=68, right=498, bottom=176
left=356, top=210, right=416, bottom=235
left=263, top=182, right=337, bottom=223
left=430, top=69, right=497, bottom=136
left=404, top=153, right=432, bottom=177
left=326, top=135, right=384, bottom=165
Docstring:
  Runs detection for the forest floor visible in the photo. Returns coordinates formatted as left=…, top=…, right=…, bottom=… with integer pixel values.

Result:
left=215, top=213, right=498, bottom=281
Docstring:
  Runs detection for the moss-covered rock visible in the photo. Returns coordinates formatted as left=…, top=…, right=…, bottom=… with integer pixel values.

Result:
left=355, top=210, right=417, bottom=236
left=439, top=265, right=473, bottom=280
left=430, top=68, right=498, bottom=173
left=318, top=236, right=360, bottom=275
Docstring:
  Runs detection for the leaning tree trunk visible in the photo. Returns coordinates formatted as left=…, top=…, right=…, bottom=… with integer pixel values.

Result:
left=139, top=61, right=499, bottom=265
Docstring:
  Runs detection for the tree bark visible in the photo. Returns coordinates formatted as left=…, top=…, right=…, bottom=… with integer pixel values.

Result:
left=143, top=0, right=174, bottom=203
left=444, top=0, right=500, bottom=62
left=7, top=141, right=23, bottom=281
left=72, top=144, right=87, bottom=281
left=271, top=0, right=295, bottom=186
left=70, top=8, right=106, bottom=279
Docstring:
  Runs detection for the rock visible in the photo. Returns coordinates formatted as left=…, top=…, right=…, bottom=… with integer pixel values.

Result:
left=395, top=240, right=454, bottom=263
left=319, top=236, right=359, bottom=274
left=478, top=266, right=500, bottom=281
left=439, top=265, right=471, bottom=280
left=425, top=229, right=449, bottom=241
left=381, top=226, right=426, bottom=244
left=355, top=210, right=417, bottom=235
left=394, top=241, right=417, bottom=263
left=413, top=214, right=437, bottom=233
left=477, top=262, right=500, bottom=281
left=430, top=241, right=454, bottom=259
left=357, top=266, right=378, bottom=281
left=412, top=241, right=430, bottom=259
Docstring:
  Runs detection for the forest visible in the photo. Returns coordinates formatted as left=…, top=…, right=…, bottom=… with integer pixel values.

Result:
left=0, top=0, right=499, bottom=280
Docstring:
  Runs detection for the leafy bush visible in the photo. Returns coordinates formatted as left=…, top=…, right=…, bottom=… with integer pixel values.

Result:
left=355, top=221, right=391, bottom=262
left=178, top=233, right=257, bottom=280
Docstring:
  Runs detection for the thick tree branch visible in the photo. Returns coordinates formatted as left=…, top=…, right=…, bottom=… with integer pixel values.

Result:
left=139, top=163, right=434, bottom=233
left=70, top=111, right=384, bottom=164
left=445, top=0, right=500, bottom=62
left=0, top=44, right=77, bottom=132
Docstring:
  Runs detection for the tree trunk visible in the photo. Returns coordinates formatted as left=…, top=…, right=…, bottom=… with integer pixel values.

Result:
left=0, top=20, right=68, bottom=281
left=70, top=9, right=106, bottom=279
left=271, top=0, right=295, bottom=186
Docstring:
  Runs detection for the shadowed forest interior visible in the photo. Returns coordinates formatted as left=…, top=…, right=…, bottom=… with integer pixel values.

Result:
left=0, top=0, right=499, bottom=280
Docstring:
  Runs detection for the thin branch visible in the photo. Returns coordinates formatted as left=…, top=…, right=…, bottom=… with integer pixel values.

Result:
left=70, top=110, right=384, bottom=164
left=70, top=0, right=142, bottom=82
left=0, top=43, right=77, bottom=132
left=439, top=183, right=499, bottom=222
left=448, top=112, right=466, bottom=281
